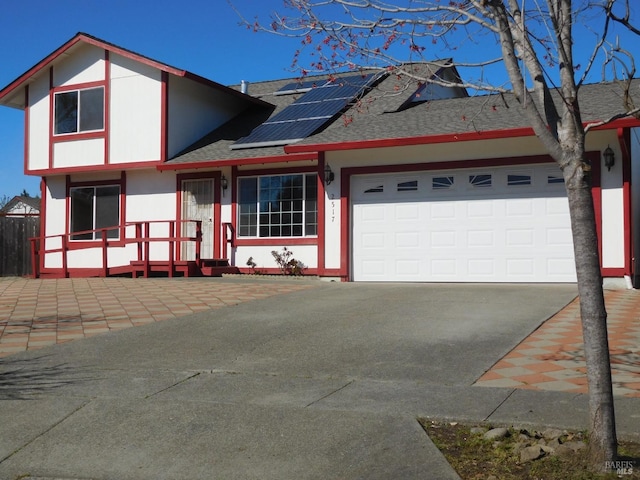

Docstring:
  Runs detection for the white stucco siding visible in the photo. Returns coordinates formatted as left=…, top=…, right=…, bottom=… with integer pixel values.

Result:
left=126, top=170, right=177, bottom=260
left=324, top=187, right=342, bottom=270
left=234, top=245, right=318, bottom=271
left=109, top=54, right=162, bottom=163
left=27, top=75, right=51, bottom=171
left=43, top=177, right=67, bottom=269
left=167, top=76, right=243, bottom=158
left=53, top=138, right=105, bottom=167
left=53, top=43, right=105, bottom=87
left=587, top=131, right=626, bottom=270
left=632, top=128, right=640, bottom=279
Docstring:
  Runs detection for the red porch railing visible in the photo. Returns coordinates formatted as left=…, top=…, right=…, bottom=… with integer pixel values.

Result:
left=29, top=220, right=202, bottom=279
left=221, top=222, right=235, bottom=261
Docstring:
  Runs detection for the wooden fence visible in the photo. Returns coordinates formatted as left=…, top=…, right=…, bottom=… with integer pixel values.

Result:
left=0, top=216, right=40, bottom=277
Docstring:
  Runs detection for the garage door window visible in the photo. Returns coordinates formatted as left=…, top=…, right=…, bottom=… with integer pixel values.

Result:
left=238, top=174, right=317, bottom=237
left=548, top=174, right=564, bottom=184
left=397, top=180, right=418, bottom=192
left=469, top=174, right=492, bottom=188
left=432, top=176, right=454, bottom=190
left=508, top=174, right=532, bottom=186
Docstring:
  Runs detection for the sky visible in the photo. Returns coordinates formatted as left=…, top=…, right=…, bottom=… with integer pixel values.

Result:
left=0, top=0, right=638, bottom=200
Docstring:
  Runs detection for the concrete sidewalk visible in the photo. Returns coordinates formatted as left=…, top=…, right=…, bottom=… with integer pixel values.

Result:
left=0, top=278, right=638, bottom=479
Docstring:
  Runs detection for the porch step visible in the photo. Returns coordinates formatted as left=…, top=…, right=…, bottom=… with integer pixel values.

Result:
left=200, top=258, right=240, bottom=277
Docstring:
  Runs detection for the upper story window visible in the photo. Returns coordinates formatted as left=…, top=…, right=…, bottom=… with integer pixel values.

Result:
left=238, top=173, right=317, bottom=238
left=54, top=87, right=104, bottom=135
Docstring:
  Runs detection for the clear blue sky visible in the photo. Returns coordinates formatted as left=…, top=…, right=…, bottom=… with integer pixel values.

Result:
left=0, top=0, right=301, bottom=199
left=0, top=1, right=638, bottom=199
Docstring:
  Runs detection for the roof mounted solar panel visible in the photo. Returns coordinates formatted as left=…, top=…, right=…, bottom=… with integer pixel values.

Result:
left=275, top=79, right=325, bottom=95
left=231, top=73, right=380, bottom=150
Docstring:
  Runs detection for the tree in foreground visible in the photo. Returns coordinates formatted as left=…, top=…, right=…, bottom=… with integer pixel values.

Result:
left=234, top=0, right=640, bottom=470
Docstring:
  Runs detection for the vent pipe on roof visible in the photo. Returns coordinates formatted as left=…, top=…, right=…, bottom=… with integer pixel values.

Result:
left=241, top=80, right=249, bottom=94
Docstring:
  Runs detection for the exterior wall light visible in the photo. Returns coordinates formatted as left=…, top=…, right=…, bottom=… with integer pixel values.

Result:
left=324, top=164, right=335, bottom=185
left=221, top=174, right=228, bottom=190
left=603, top=146, right=615, bottom=172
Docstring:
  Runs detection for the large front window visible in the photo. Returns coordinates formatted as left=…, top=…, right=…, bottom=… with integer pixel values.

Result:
left=70, top=185, right=120, bottom=240
left=238, top=174, right=317, bottom=237
left=54, top=87, right=104, bottom=135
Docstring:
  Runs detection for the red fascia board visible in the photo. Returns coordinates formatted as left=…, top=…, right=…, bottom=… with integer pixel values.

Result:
left=285, top=116, right=640, bottom=154
left=27, top=160, right=163, bottom=176
left=156, top=152, right=318, bottom=171
left=0, top=33, right=183, bottom=103
left=0, top=32, right=270, bottom=109
left=284, top=127, right=537, bottom=153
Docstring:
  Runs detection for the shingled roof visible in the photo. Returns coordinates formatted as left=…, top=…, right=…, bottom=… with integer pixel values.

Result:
left=166, top=68, right=640, bottom=166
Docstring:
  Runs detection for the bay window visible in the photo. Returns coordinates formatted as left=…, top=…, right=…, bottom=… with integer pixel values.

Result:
left=238, top=174, right=317, bottom=237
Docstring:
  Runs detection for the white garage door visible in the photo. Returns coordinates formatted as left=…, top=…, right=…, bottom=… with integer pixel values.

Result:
left=352, top=165, right=576, bottom=282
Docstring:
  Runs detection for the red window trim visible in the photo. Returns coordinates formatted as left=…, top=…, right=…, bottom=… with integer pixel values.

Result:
left=235, top=168, right=319, bottom=243
left=65, top=172, right=126, bottom=248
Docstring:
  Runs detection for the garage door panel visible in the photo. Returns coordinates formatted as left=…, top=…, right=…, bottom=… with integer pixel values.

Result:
left=352, top=166, right=576, bottom=282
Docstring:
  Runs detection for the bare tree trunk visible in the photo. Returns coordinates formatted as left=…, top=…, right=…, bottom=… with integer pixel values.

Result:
left=564, top=154, right=617, bottom=469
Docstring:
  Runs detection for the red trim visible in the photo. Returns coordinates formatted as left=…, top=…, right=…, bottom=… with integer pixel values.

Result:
left=285, top=118, right=640, bottom=155
left=23, top=85, right=29, bottom=174
left=48, top=67, right=54, bottom=170
left=602, top=267, right=627, bottom=277
left=52, top=131, right=105, bottom=143
left=231, top=165, right=238, bottom=247
left=287, top=127, right=536, bottom=153
left=104, top=50, right=110, bottom=165
left=51, top=81, right=107, bottom=141
left=591, top=151, right=603, bottom=270
left=65, top=173, right=127, bottom=247
left=214, top=175, right=222, bottom=258
left=156, top=152, right=318, bottom=171
left=618, top=128, right=633, bottom=276
left=27, top=161, right=162, bottom=176
left=0, top=33, right=269, bottom=109
left=317, top=153, right=326, bottom=272
left=161, top=71, right=168, bottom=162
left=235, top=238, right=318, bottom=247
left=340, top=168, right=350, bottom=278
left=315, top=268, right=347, bottom=278
left=52, top=79, right=106, bottom=93
left=39, top=177, right=47, bottom=274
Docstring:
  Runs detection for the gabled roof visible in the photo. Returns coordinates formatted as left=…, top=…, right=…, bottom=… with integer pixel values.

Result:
left=286, top=78, right=640, bottom=153
left=166, top=67, right=640, bottom=168
left=164, top=62, right=467, bottom=168
left=0, top=195, right=41, bottom=214
left=0, top=32, right=269, bottom=110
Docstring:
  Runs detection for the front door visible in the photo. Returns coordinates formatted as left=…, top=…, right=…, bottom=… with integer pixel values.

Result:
left=181, top=179, right=214, bottom=260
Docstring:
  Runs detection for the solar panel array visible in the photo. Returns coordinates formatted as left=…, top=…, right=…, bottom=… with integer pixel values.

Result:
left=231, top=73, right=378, bottom=150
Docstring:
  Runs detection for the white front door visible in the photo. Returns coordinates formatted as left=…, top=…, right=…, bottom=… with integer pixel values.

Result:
left=181, top=179, right=214, bottom=260
left=351, top=165, right=576, bottom=283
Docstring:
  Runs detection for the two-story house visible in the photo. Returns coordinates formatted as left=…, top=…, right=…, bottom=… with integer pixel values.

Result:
left=1, top=32, right=639, bottom=284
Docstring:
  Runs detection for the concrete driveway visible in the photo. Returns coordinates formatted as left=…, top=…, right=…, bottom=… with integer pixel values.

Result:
left=1, top=279, right=626, bottom=479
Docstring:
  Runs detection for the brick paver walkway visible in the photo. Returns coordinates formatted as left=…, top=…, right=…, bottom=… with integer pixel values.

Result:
left=475, top=289, right=640, bottom=398
left=0, top=277, right=314, bottom=358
